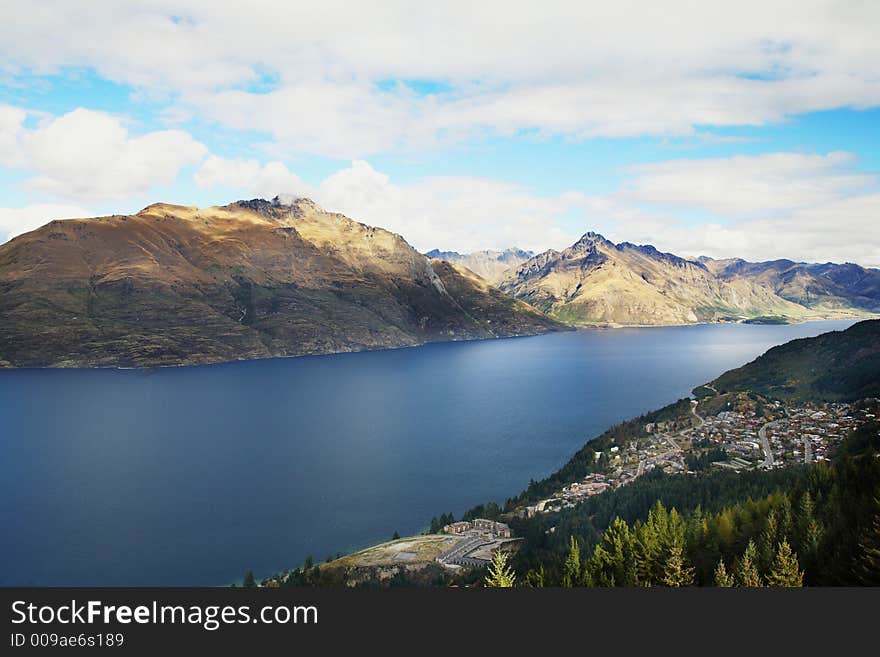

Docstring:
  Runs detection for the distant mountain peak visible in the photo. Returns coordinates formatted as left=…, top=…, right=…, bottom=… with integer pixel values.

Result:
left=231, top=196, right=322, bottom=217
left=498, top=247, right=535, bottom=260
left=426, top=247, right=533, bottom=259
left=272, top=194, right=320, bottom=210
left=502, top=227, right=880, bottom=326
left=565, top=231, right=613, bottom=256
left=425, top=248, right=461, bottom=259
left=137, top=201, right=198, bottom=215
left=422, top=247, right=535, bottom=284
left=575, top=231, right=610, bottom=245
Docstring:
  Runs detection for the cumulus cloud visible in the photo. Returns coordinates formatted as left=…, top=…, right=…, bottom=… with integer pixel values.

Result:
left=606, top=194, right=880, bottom=269
left=1, top=2, right=879, bottom=155
left=193, top=157, right=582, bottom=253
left=594, top=152, right=880, bottom=267
left=313, top=161, right=582, bottom=253
left=0, top=105, right=207, bottom=202
left=0, top=104, right=28, bottom=166
left=191, top=84, right=430, bottom=159
left=0, top=203, right=90, bottom=242
left=623, top=151, right=876, bottom=216
left=194, top=155, right=307, bottom=199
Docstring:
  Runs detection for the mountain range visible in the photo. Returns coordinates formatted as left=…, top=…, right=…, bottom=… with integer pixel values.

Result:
left=493, top=233, right=879, bottom=326
left=0, top=198, right=562, bottom=368
left=1, top=197, right=877, bottom=368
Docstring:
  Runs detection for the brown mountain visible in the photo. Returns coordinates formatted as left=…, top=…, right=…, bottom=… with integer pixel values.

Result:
left=423, top=248, right=534, bottom=285
left=699, top=257, right=880, bottom=313
left=0, top=198, right=564, bottom=368
left=499, top=232, right=878, bottom=326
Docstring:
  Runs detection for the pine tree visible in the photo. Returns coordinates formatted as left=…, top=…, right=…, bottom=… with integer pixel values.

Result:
left=714, top=559, right=734, bottom=587
left=633, top=519, right=660, bottom=586
left=485, top=549, right=516, bottom=587
left=243, top=570, right=256, bottom=588
left=857, top=500, right=880, bottom=586
left=715, top=509, right=736, bottom=547
left=766, top=540, right=804, bottom=587
left=759, top=509, right=779, bottom=573
left=561, top=535, right=581, bottom=587
left=777, top=494, right=794, bottom=540
left=737, top=540, right=763, bottom=587
left=661, top=542, right=694, bottom=587
left=603, top=517, right=636, bottom=586
left=796, top=492, right=815, bottom=543
left=667, top=508, right=686, bottom=549
left=524, top=564, right=546, bottom=588
left=686, top=505, right=705, bottom=547
left=794, top=491, right=823, bottom=580
left=578, top=562, right=595, bottom=587
left=588, top=544, right=616, bottom=587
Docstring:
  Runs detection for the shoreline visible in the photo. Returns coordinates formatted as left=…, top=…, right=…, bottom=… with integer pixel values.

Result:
left=0, top=314, right=871, bottom=372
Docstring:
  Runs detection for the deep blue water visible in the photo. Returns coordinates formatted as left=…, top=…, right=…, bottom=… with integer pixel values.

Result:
left=0, top=320, right=856, bottom=585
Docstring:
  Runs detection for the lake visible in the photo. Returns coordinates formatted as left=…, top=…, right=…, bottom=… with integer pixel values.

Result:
left=0, top=319, right=856, bottom=585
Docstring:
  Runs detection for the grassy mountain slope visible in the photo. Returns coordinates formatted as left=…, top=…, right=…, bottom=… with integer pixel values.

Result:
left=0, top=198, right=563, bottom=368
left=500, top=233, right=821, bottom=325
left=702, top=257, right=880, bottom=313
left=495, top=230, right=879, bottom=326
left=711, top=319, right=880, bottom=401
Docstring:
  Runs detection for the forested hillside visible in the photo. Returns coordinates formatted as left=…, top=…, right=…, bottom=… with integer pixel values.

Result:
left=503, top=414, right=880, bottom=587
left=711, top=319, right=880, bottom=401
left=492, top=321, right=880, bottom=587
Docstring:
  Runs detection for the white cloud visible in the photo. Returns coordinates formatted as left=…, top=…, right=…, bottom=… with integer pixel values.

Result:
left=194, top=157, right=582, bottom=253
left=623, top=151, right=876, bottom=216
left=0, top=105, right=207, bottom=202
left=0, top=203, right=90, bottom=242
left=191, top=84, right=429, bottom=159
left=0, top=104, right=28, bottom=166
left=313, top=160, right=581, bottom=253
left=589, top=152, right=880, bottom=267
left=194, top=155, right=307, bottom=199
left=607, top=194, right=880, bottom=268
left=2, top=2, right=880, bottom=155
left=280, top=156, right=880, bottom=268
left=184, top=74, right=880, bottom=158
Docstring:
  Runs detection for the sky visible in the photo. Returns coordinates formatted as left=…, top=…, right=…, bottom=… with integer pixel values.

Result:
left=0, top=1, right=878, bottom=266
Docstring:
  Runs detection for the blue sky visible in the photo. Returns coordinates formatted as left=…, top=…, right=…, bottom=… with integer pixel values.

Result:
left=1, top=1, right=878, bottom=266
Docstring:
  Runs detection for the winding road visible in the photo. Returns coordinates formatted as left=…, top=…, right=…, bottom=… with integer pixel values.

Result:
left=691, top=399, right=706, bottom=429
left=758, top=422, right=776, bottom=468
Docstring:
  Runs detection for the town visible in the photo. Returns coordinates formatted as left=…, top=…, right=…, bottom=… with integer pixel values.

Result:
left=517, top=395, right=876, bottom=519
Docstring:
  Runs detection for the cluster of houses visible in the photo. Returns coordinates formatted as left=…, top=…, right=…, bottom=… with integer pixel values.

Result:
left=758, top=403, right=864, bottom=467
left=442, top=518, right=512, bottom=538
left=513, top=397, right=877, bottom=520
left=518, top=473, right=613, bottom=518
left=697, top=409, right=765, bottom=467
left=695, top=401, right=865, bottom=469
left=437, top=519, right=517, bottom=567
